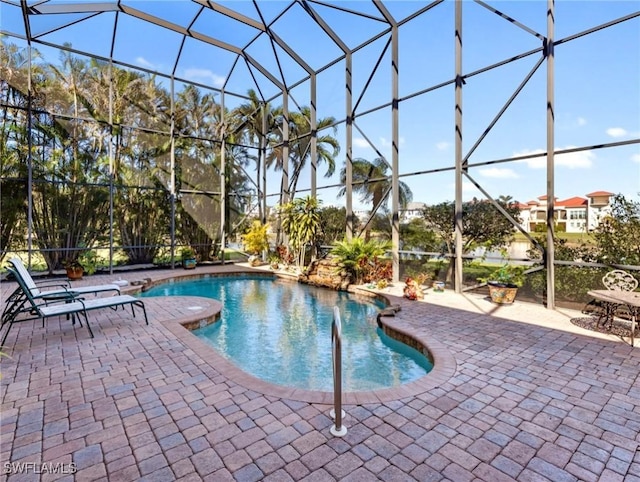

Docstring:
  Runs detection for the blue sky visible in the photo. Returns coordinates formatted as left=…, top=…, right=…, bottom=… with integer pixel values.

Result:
left=2, top=0, right=639, bottom=209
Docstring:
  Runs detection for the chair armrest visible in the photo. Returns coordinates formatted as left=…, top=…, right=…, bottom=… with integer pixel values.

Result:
left=37, top=290, right=81, bottom=305
left=34, top=279, right=72, bottom=289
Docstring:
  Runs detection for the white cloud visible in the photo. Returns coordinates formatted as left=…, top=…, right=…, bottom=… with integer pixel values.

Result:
left=462, top=180, right=480, bottom=192
left=445, top=180, right=482, bottom=201
left=479, top=167, right=519, bottom=179
left=183, top=68, right=226, bottom=87
left=632, top=153, right=640, bottom=164
left=353, top=137, right=369, bottom=149
left=556, top=150, right=595, bottom=169
left=514, top=148, right=545, bottom=168
left=577, top=117, right=587, bottom=126
left=461, top=181, right=483, bottom=200
left=606, top=127, right=628, bottom=138
left=135, top=56, right=156, bottom=69
left=515, top=147, right=594, bottom=169
left=436, top=141, right=449, bottom=151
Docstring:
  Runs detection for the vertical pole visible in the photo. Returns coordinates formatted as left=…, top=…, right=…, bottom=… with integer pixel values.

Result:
left=345, top=53, right=353, bottom=240
left=220, top=91, right=226, bottom=263
left=108, top=61, right=114, bottom=274
left=282, top=92, right=289, bottom=204
left=546, top=0, right=556, bottom=309
left=170, top=78, right=176, bottom=269
left=26, top=46, right=33, bottom=268
left=391, top=24, right=400, bottom=284
left=310, top=73, right=317, bottom=198
left=275, top=92, right=289, bottom=247
left=256, top=103, right=263, bottom=223
left=261, top=103, right=267, bottom=226
left=454, top=0, right=464, bottom=293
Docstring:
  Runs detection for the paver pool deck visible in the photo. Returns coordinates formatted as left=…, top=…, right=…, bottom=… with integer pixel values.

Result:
left=1, top=264, right=639, bottom=481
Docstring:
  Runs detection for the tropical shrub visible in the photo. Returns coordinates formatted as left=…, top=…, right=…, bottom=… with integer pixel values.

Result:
left=275, top=244, right=294, bottom=265
left=329, top=237, right=391, bottom=285
left=280, top=195, right=322, bottom=268
left=242, top=221, right=269, bottom=256
left=478, top=264, right=526, bottom=287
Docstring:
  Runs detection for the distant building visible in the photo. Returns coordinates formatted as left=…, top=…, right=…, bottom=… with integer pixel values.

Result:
left=400, top=202, right=427, bottom=222
left=585, top=191, right=615, bottom=231
left=353, top=209, right=371, bottom=222
left=519, top=191, right=614, bottom=233
left=341, top=191, right=614, bottom=234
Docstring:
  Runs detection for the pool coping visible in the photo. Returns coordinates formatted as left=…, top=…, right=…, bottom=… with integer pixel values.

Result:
left=138, top=267, right=457, bottom=405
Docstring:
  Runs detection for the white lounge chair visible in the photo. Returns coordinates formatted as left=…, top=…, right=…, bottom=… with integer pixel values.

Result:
left=2, top=257, right=122, bottom=326
left=1, top=264, right=148, bottom=344
left=9, top=257, right=121, bottom=298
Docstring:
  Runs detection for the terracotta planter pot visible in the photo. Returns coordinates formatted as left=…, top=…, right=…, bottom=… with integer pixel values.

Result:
left=66, top=266, right=84, bottom=280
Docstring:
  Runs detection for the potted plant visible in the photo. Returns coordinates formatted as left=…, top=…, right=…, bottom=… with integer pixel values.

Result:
left=268, top=253, right=281, bottom=270
left=62, top=258, right=84, bottom=280
left=180, top=247, right=197, bottom=269
left=79, top=250, right=100, bottom=275
left=478, top=264, right=526, bottom=304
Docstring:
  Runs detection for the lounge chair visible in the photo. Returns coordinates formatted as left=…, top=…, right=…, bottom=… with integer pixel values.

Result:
left=8, top=257, right=121, bottom=297
left=1, top=265, right=148, bottom=345
left=2, top=257, right=122, bottom=325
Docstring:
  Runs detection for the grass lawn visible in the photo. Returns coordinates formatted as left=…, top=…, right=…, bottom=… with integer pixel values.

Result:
left=513, top=231, right=594, bottom=245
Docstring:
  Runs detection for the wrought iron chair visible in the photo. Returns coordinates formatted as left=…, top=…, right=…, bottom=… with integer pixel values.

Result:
left=602, top=269, right=638, bottom=292
left=583, top=269, right=638, bottom=329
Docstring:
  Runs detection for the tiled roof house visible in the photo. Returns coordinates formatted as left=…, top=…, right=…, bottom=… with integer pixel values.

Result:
left=519, top=191, right=614, bottom=233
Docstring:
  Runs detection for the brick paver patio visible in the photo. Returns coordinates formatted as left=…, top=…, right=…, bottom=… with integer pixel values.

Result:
left=1, top=264, right=639, bottom=481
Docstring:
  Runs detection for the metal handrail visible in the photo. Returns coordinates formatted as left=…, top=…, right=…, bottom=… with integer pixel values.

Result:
left=330, top=306, right=347, bottom=437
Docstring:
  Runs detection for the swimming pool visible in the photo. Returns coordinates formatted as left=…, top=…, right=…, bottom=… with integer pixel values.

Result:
left=142, top=275, right=433, bottom=391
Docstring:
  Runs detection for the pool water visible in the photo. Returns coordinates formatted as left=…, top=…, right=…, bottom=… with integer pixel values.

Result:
left=142, top=275, right=433, bottom=391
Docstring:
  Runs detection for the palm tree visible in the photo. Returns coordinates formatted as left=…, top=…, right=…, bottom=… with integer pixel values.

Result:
left=267, top=106, right=340, bottom=199
left=338, top=157, right=412, bottom=239
left=174, top=85, right=252, bottom=261
left=231, top=89, right=277, bottom=221
left=82, top=61, right=170, bottom=264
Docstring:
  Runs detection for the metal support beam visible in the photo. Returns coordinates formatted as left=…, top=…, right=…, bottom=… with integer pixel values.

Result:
left=26, top=42, right=33, bottom=269
left=391, top=24, right=400, bottom=283
left=261, top=103, right=267, bottom=225
left=274, top=91, right=290, bottom=246
left=310, top=73, right=317, bottom=197
left=108, top=61, right=115, bottom=274
left=220, top=90, right=227, bottom=263
left=546, top=0, right=556, bottom=309
left=281, top=91, right=289, bottom=205
left=454, top=0, right=464, bottom=293
left=170, top=77, right=177, bottom=269
left=345, top=53, right=353, bottom=240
